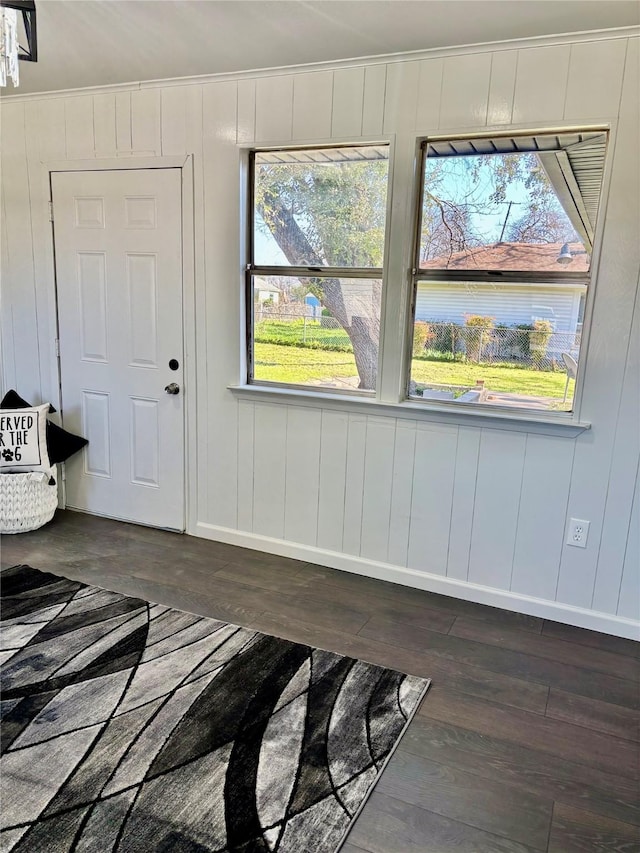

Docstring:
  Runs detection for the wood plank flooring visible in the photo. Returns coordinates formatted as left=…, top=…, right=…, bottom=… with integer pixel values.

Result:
left=2, top=510, right=639, bottom=852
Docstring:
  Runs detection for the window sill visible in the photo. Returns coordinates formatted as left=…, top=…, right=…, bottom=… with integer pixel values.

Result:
left=228, top=384, right=591, bottom=437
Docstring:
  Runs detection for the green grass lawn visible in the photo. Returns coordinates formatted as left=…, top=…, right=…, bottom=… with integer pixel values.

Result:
left=411, top=358, right=572, bottom=398
left=255, top=318, right=352, bottom=351
left=254, top=342, right=357, bottom=384
left=254, top=341, right=574, bottom=399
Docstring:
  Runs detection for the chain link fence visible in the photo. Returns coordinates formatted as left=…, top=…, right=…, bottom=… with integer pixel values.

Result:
left=414, top=321, right=581, bottom=371
left=255, top=312, right=352, bottom=350
left=255, top=312, right=581, bottom=371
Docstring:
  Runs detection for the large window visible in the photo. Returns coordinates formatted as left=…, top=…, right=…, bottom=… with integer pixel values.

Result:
left=408, top=131, right=607, bottom=413
left=248, top=145, right=389, bottom=392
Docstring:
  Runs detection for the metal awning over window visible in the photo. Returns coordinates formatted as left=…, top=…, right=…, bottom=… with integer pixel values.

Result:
left=255, top=145, right=389, bottom=165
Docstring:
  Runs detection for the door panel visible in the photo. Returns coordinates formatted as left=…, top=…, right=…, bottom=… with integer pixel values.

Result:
left=52, top=168, right=184, bottom=530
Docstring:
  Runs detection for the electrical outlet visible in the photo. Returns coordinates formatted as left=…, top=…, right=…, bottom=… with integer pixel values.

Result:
left=566, top=518, right=590, bottom=548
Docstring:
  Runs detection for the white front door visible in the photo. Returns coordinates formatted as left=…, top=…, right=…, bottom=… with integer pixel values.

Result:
left=52, top=168, right=185, bottom=530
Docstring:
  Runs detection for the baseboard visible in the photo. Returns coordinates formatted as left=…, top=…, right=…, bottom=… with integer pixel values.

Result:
left=193, top=522, right=640, bottom=641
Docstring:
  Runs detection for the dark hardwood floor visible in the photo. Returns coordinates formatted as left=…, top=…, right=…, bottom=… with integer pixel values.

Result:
left=2, top=510, right=639, bottom=852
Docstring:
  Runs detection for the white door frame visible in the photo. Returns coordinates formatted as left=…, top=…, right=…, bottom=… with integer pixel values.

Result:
left=44, top=154, right=197, bottom=534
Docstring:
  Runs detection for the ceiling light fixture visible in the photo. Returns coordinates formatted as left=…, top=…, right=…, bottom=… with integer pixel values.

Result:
left=0, top=0, right=36, bottom=88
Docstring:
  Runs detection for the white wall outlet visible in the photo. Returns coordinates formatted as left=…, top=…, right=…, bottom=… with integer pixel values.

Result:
left=567, top=518, right=590, bottom=548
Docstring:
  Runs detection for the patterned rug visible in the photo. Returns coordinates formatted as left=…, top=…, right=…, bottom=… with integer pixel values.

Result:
left=0, top=565, right=429, bottom=852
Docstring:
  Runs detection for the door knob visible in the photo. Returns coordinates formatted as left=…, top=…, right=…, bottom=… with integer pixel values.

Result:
left=164, top=383, right=180, bottom=395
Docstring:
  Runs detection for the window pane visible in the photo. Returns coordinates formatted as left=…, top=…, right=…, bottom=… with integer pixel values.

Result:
left=253, top=146, right=389, bottom=268
left=409, top=281, right=583, bottom=412
left=419, top=150, right=593, bottom=274
left=252, top=276, right=381, bottom=391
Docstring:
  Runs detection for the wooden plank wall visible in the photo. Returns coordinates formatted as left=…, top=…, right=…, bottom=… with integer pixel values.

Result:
left=1, top=35, right=637, bottom=631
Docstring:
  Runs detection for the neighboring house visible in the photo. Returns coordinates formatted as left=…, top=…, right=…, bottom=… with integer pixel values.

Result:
left=253, top=276, right=281, bottom=304
left=416, top=242, right=588, bottom=333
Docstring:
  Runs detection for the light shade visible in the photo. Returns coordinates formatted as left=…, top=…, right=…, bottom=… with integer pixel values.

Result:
left=557, top=243, right=574, bottom=265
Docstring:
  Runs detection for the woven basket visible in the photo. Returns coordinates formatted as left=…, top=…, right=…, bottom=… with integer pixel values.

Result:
left=0, top=467, right=58, bottom=534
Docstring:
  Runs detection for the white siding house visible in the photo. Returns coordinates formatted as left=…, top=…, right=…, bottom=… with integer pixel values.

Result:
left=253, top=277, right=281, bottom=304
left=416, top=241, right=588, bottom=332
left=415, top=282, right=583, bottom=332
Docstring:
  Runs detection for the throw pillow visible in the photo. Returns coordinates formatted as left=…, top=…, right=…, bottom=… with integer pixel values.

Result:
left=0, top=390, right=56, bottom=414
left=0, top=391, right=88, bottom=464
left=0, top=404, right=51, bottom=472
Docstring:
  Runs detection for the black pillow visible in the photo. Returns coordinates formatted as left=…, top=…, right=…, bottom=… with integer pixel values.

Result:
left=1, top=390, right=88, bottom=464
left=1, top=389, right=56, bottom=414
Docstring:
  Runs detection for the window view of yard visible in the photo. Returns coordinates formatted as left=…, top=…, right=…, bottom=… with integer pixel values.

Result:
left=250, top=133, right=604, bottom=412
left=404, top=133, right=605, bottom=411
left=253, top=316, right=575, bottom=409
left=251, top=146, right=388, bottom=392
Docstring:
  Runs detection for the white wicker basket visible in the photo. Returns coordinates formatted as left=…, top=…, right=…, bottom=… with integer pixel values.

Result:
left=0, top=467, right=58, bottom=534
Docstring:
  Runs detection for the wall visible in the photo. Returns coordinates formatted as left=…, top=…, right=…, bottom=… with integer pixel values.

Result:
left=1, top=31, right=638, bottom=638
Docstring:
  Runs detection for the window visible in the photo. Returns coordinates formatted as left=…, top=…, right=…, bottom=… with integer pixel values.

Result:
left=248, top=145, right=389, bottom=392
left=408, top=131, right=607, bottom=413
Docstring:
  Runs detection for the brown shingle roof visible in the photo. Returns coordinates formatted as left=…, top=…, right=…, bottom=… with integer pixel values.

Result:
left=421, top=242, right=590, bottom=273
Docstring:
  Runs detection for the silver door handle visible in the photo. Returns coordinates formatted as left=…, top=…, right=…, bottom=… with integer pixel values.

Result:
left=164, top=383, right=180, bottom=395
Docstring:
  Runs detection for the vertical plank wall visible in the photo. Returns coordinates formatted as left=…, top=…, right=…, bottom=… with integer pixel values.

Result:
left=1, top=34, right=638, bottom=635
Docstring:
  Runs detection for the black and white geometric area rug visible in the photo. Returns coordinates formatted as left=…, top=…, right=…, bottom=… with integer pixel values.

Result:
left=0, top=565, right=429, bottom=852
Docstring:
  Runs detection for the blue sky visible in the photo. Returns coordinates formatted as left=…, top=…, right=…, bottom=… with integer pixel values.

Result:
left=422, top=152, right=575, bottom=246
left=254, top=213, right=289, bottom=265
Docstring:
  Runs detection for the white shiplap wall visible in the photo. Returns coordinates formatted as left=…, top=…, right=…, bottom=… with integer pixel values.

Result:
left=1, top=32, right=638, bottom=638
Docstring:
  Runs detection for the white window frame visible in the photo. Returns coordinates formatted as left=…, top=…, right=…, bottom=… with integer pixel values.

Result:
left=233, top=125, right=614, bottom=438
left=245, top=143, right=390, bottom=395
left=403, top=128, right=610, bottom=419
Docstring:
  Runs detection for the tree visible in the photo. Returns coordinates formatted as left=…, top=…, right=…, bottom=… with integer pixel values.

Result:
left=419, top=152, right=579, bottom=262
left=255, top=158, right=387, bottom=389
left=419, top=158, right=481, bottom=264
left=420, top=192, right=476, bottom=263
left=507, top=199, right=579, bottom=244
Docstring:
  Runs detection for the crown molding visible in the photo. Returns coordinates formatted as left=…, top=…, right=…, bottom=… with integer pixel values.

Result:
left=1, top=25, right=638, bottom=103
